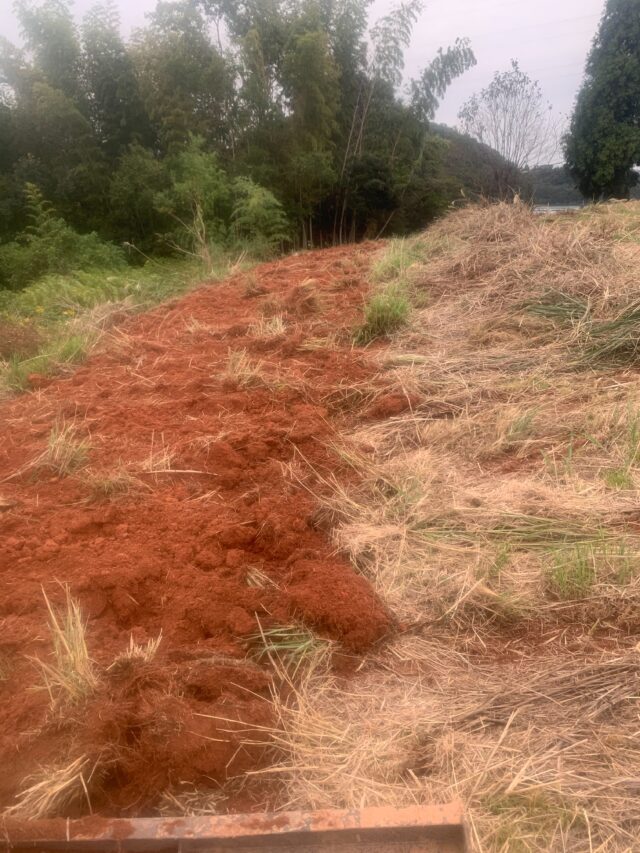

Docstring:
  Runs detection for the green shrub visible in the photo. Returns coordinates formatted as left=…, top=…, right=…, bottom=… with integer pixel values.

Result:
left=0, top=185, right=125, bottom=290
left=231, top=178, right=290, bottom=256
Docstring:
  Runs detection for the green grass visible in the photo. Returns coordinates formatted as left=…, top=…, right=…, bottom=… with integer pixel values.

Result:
left=583, top=300, right=640, bottom=365
left=523, top=291, right=589, bottom=323
left=546, top=544, right=597, bottom=599
left=250, top=623, right=331, bottom=671
left=355, top=286, right=410, bottom=344
left=484, top=792, right=579, bottom=852
left=1, top=253, right=255, bottom=394
left=372, top=237, right=425, bottom=283
left=546, top=539, right=640, bottom=599
left=603, top=467, right=634, bottom=489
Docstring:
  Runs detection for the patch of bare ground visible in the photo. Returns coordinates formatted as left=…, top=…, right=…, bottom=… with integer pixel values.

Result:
left=254, top=202, right=640, bottom=850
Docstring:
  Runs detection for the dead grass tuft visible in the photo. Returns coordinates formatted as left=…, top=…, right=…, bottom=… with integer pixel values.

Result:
left=222, top=348, right=271, bottom=388
left=37, top=588, right=98, bottom=706
left=3, top=756, right=94, bottom=820
left=36, top=420, right=90, bottom=477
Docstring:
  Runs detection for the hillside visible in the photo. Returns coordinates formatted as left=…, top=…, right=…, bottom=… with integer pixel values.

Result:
left=3, top=201, right=640, bottom=849
left=431, top=123, right=530, bottom=201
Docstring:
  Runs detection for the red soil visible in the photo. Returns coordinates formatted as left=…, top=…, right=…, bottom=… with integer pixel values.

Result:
left=0, top=245, right=394, bottom=818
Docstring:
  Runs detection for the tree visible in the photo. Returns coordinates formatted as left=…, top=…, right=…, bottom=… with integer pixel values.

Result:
left=81, top=1, right=151, bottom=158
left=12, top=82, right=108, bottom=229
left=458, top=61, right=558, bottom=190
left=564, top=0, right=640, bottom=200
left=109, top=143, right=169, bottom=249
left=154, top=135, right=232, bottom=261
left=132, top=0, right=234, bottom=154
left=231, top=177, right=289, bottom=253
left=14, top=0, right=86, bottom=106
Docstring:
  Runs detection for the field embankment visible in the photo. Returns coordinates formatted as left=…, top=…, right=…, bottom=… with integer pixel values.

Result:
left=3, top=201, right=640, bottom=851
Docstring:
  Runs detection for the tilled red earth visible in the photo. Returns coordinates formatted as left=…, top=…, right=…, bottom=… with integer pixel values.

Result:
left=0, top=246, right=398, bottom=818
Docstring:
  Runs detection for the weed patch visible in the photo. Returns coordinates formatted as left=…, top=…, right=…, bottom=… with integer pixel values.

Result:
left=355, top=286, right=409, bottom=343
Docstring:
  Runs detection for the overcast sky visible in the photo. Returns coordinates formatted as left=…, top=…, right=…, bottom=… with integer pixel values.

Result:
left=1, top=0, right=605, bottom=160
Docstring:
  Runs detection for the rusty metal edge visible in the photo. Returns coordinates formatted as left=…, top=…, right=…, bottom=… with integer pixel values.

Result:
left=2, top=802, right=466, bottom=845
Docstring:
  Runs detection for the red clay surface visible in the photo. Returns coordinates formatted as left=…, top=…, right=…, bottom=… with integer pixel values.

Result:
left=0, top=245, right=395, bottom=818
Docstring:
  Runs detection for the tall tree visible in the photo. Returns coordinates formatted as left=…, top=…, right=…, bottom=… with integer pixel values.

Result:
left=132, top=0, right=234, bottom=154
left=81, top=1, right=151, bottom=158
left=565, top=0, right=640, bottom=200
left=459, top=61, right=557, bottom=171
left=15, top=0, right=86, bottom=106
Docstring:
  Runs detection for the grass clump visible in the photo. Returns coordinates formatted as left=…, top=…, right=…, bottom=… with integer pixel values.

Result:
left=37, top=588, right=98, bottom=705
left=84, top=467, right=141, bottom=499
left=36, top=421, right=90, bottom=476
left=583, top=300, right=640, bottom=365
left=372, top=238, right=424, bottom=283
left=108, top=633, right=162, bottom=670
left=249, top=314, right=286, bottom=338
left=355, top=286, right=410, bottom=344
left=546, top=544, right=598, bottom=600
left=3, top=755, right=92, bottom=819
left=222, top=348, right=270, bottom=388
left=250, top=623, right=332, bottom=672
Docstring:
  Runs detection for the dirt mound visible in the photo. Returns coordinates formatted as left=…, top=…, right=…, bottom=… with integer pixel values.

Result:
left=0, top=245, right=392, bottom=817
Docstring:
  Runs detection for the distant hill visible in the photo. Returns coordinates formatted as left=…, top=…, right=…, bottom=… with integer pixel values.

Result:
left=430, top=124, right=532, bottom=201
left=523, top=165, right=583, bottom=206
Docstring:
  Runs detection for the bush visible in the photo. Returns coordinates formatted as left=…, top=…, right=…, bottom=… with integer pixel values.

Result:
left=231, top=178, right=290, bottom=255
left=0, top=185, right=125, bottom=290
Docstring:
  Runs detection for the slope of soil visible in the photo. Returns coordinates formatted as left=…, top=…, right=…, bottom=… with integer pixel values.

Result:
left=0, top=246, right=392, bottom=816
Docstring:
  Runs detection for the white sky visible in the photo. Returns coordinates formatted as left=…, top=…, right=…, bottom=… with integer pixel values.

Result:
left=1, top=0, right=605, bottom=156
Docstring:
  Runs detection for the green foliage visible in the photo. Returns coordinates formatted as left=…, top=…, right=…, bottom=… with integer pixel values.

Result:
left=231, top=178, right=289, bottom=254
left=0, top=0, right=483, bottom=265
left=109, top=143, right=169, bottom=251
left=0, top=185, right=124, bottom=290
left=565, top=0, right=640, bottom=200
left=155, top=136, right=231, bottom=251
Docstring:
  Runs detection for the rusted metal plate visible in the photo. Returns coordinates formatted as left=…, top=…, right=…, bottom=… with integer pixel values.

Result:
left=2, top=803, right=468, bottom=852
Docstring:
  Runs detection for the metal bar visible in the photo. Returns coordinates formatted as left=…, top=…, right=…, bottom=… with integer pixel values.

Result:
left=2, top=803, right=468, bottom=852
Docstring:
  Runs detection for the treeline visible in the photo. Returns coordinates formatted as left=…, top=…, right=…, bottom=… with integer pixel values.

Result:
left=0, top=0, right=516, bottom=290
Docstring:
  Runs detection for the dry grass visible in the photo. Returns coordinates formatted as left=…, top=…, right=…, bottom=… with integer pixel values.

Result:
left=222, top=348, right=272, bottom=388
left=34, top=420, right=90, bottom=477
left=158, top=787, right=225, bottom=817
left=140, top=432, right=177, bottom=473
left=3, top=756, right=94, bottom=820
left=249, top=314, right=286, bottom=338
left=83, top=465, right=143, bottom=499
left=108, top=632, right=162, bottom=669
left=258, top=643, right=640, bottom=850
left=251, top=201, right=640, bottom=851
left=37, top=588, right=98, bottom=706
